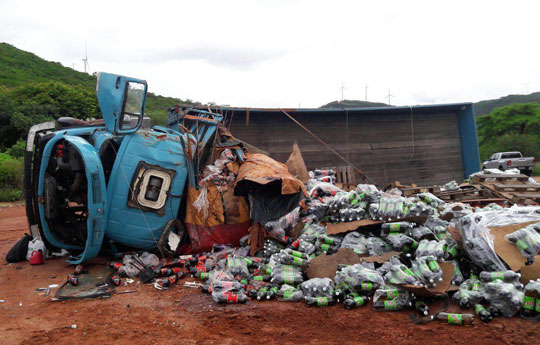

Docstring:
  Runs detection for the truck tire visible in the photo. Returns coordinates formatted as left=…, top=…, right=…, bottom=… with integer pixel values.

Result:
left=499, top=166, right=504, bottom=171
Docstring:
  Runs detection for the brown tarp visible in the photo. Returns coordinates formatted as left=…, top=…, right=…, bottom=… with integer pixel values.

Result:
left=248, top=222, right=265, bottom=256
left=222, top=186, right=250, bottom=225
left=235, top=153, right=308, bottom=197
left=184, top=184, right=225, bottom=226
left=285, top=141, right=310, bottom=183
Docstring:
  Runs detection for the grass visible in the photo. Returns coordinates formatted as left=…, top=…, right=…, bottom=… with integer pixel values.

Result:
left=533, top=162, right=540, bottom=177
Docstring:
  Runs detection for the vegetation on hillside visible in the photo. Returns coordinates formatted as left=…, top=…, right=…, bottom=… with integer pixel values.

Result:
left=474, top=92, right=540, bottom=116
left=476, top=103, right=540, bottom=161
left=0, top=42, right=202, bottom=201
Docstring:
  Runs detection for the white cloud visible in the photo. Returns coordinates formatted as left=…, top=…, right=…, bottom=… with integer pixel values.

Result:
left=1, top=0, right=540, bottom=107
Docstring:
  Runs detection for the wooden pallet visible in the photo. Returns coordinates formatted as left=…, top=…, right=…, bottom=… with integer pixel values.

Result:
left=436, top=186, right=499, bottom=203
left=320, top=165, right=356, bottom=190
left=399, top=186, right=441, bottom=197
left=491, top=184, right=540, bottom=192
left=480, top=180, right=540, bottom=205
left=470, top=174, right=529, bottom=183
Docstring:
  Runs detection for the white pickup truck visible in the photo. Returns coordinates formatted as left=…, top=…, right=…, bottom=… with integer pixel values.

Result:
left=482, top=151, right=535, bottom=176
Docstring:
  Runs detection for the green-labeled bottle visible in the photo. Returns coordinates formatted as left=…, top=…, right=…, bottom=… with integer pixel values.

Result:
left=305, top=296, right=336, bottom=307
left=434, top=312, right=474, bottom=326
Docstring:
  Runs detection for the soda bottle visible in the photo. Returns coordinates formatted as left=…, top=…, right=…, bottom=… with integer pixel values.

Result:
left=373, top=299, right=404, bottom=311
left=284, top=249, right=309, bottom=260
left=266, top=286, right=279, bottom=300
left=257, top=286, right=269, bottom=301
left=358, top=281, right=379, bottom=296
left=246, top=286, right=258, bottom=299
left=433, top=313, right=475, bottom=326
left=109, top=261, right=124, bottom=271
left=346, top=291, right=362, bottom=299
left=305, top=297, right=336, bottom=307
left=479, top=271, right=520, bottom=283
left=251, top=275, right=271, bottom=282
left=154, top=268, right=172, bottom=277
left=521, top=281, right=537, bottom=318
left=110, top=274, right=121, bottom=287
left=474, top=304, right=493, bottom=323
left=344, top=296, right=369, bottom=310
left=157, top=273, right=179, bottom=288
left=213, top=291, right=249, bottom=304
left=414, top=300, right=429, bottom=316
left=277, top=288, right=304, bottom=302
left=68, top=274, right=79, bottom=286
left=333, top=289, right=345, bottom=303
left=488, top=305, right=502, bottom=317
left=194, top=271, right=210, bottom=280
left=213, top=281, right=244, bottom=293
left=445, top=244, right=459, bottom=260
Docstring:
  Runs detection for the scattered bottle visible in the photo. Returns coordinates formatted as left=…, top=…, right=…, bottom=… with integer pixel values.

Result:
left=521, top=281, right=537, bottom=318
left=212, top=291, right=249, bottom=304
left=305, top=297, right=336, bottom=307
left=414, top=300, right=429, bottom=316
left=344, top=296, right=369, bottom=310
left=68, top=274, right=78, bottom=286
left=266, top=286, right=279, bottom=300
left=474, top=304, right=493, bottom=323
left=110, top=274, right=121, bottom=287
left=433, top=313, right=475, bottom=326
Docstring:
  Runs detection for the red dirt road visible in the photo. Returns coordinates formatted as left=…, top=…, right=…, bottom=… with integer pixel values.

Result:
left=1, top=205, right=539, bottom=345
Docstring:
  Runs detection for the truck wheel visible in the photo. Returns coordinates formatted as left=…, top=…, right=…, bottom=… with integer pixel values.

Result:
left=524, top=170, right=532, bottom=177
left=482, top=166, right=486, bottom=170
left=499, top=166, right=504, bottom=171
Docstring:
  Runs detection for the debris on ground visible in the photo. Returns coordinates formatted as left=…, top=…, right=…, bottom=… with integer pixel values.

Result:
left=8, top=130, right=540, bottom=327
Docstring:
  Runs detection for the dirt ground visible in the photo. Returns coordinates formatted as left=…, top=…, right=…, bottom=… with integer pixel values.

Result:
left=1, top=206, right=540, bottom=345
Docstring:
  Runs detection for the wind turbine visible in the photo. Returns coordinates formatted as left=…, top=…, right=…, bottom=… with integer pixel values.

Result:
left=365, top=84, right=369, bottom=101
left=82, top=41, right=90, bottom=74
left=386, top=88, right=395, bottom=105
left=339, top=82, right=348, bottom=101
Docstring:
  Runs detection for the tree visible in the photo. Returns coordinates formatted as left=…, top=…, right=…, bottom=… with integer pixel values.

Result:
left=0, top=82, right=101, bottom=149
left=477, top=103, right=540, bottom=145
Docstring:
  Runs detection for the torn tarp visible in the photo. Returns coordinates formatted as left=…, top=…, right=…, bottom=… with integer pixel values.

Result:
left=235, top=153, right=307, bottom=224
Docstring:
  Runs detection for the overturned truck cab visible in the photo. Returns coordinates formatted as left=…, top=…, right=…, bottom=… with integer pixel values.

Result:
left=24, top=72, right=222, bottom=264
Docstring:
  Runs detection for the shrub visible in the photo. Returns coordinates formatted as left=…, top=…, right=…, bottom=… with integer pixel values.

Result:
left=0, top=153, right=23, bottom=202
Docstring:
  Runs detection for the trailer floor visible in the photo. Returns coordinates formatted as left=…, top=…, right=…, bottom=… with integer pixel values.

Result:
left=1, top=205, right=539, bottom=345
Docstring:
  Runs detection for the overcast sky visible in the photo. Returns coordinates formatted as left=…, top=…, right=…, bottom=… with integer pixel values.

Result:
left=1, top=0, right=539, bottom=108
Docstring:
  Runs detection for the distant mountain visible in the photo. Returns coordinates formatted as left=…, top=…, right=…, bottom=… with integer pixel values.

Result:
left=0, top=42, right=200, bottom=123
left=473, top=92, right=540, bottom=116
left=320, top=99, right=390, bottom=109
left=321, top=92, right=540, bottom=117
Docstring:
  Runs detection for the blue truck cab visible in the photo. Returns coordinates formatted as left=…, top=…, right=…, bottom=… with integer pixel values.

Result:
left=24, top=72, right=221, bottom=264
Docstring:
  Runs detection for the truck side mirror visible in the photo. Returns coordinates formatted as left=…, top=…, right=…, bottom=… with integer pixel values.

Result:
left=120, top=82, right=146, bottom=131
left=96, top=72, right=147, bottom=134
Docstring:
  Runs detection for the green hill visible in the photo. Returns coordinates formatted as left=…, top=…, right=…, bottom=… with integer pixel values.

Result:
left=0, top=42, right=199, bottom=124
left=321, top=93, right=540, bottom=117
left=473, top=92, right=540, bottom=116
left=320, top=99, right=390, bottom=108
